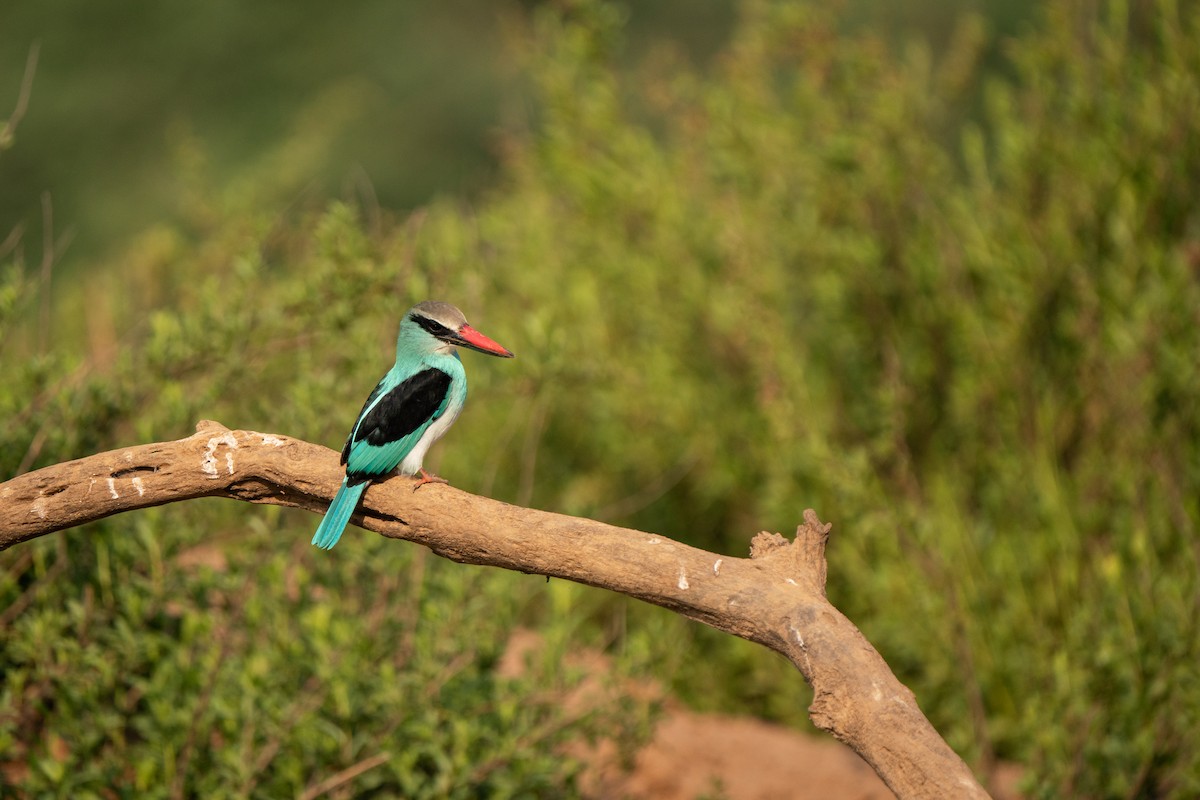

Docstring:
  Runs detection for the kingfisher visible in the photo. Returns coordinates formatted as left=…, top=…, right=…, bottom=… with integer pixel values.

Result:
left=311, top=301, right=514, bottom=550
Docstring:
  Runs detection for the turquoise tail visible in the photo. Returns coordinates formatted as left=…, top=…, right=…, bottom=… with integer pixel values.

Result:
left=311, top=479, right=368, bottom=551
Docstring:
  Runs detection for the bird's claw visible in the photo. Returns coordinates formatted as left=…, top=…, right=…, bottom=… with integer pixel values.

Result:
left=413, top=469, right=449, bottom=492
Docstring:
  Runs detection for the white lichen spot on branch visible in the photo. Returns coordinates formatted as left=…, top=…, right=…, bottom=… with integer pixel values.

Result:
left=107, top=478, right=119, bottom=499
left=202, top=433, right=239, bottom=478
left=713, top=558, right=723, bottom=576
left=132, top=476, right=146, bottom=496
left=677, top=566, right=689, bottom=590
left=30, top=497, right=47, bottom=519
left=791, top=625, right=805, bottom=648
left=261, top=435, right=285, bottom=446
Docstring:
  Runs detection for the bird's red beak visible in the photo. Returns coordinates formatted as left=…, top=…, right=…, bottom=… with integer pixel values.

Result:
left=455, top=324, right=515, bottom=358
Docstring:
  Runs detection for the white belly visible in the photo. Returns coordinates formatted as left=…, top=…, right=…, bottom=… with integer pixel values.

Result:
left=398, top=402, right=463, bottom=475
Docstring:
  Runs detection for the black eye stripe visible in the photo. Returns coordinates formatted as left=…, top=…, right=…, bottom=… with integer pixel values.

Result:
left=413, top=313, right=454, bottom=339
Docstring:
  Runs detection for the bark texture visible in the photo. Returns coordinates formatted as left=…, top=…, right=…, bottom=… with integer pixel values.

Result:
left=0, top=420, right=990, bottom=799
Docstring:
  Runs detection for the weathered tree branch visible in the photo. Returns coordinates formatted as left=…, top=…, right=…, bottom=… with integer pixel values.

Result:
left=0, top=420, right=989, bottom=799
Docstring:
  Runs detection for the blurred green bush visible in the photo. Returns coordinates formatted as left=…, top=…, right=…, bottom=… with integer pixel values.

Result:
left=3, top=0, right=1200, bottom=797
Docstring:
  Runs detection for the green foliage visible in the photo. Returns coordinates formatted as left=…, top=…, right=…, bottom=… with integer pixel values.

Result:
left=4, top=0, right=1200, bottom=797
left=486, top=2, right=1200, bottom=795
left=0, top=523, right=623, bottom=797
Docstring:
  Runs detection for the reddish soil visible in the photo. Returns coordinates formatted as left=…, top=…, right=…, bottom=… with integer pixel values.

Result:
left=584, top=707, right=894, bottom=800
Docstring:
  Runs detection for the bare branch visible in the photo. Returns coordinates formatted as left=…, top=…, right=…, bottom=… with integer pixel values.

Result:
left=0, top=42, right=40, bottom=150
left=0, top=420, right=991, bottom=799
left=299, top=751, right=392, bottom=800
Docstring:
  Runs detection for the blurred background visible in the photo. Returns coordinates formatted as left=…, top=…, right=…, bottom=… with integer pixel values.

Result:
left=2, top=0, right=1198, bottom=797
left=0, top=0, right=1042, bottom=265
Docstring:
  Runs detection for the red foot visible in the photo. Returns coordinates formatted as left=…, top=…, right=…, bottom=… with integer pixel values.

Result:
left=412, top=468, right=449, bottom=492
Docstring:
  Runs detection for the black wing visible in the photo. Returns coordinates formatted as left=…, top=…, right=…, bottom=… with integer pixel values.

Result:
left=342, top=367, right=453, bottom=465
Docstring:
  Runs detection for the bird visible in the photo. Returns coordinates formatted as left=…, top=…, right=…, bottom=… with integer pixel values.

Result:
left=311, top=301, right=514, bottom=550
